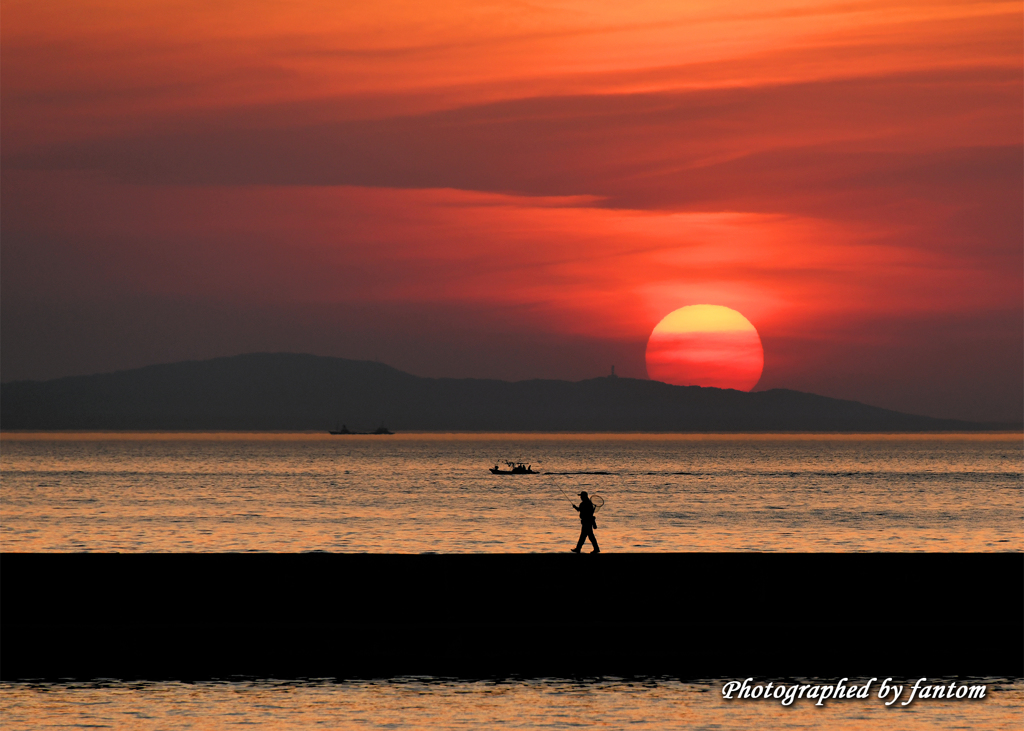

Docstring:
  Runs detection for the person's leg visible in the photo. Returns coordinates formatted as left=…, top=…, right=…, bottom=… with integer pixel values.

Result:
left=586, top=527, right=600, bottom=552
left=574, top=525, right=588, bottom=551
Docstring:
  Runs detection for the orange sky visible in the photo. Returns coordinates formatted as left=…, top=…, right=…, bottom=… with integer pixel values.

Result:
left=2, top=0, right=1021, bottom=420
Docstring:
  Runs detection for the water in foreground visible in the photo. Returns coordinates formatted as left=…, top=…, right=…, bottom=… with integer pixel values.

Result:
left=2, top=432, right=1020, bottom=552
left=1, top=678, right=1020, bottom=731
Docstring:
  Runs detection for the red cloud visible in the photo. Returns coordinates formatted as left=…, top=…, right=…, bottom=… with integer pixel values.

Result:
left=1, top=0, right=1020, bottom=421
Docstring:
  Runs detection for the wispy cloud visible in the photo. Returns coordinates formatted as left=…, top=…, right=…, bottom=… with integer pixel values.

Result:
left=1, top=0, right=1020, bottom=420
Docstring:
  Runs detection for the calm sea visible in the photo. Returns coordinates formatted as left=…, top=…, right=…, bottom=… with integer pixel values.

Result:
left=2, top=433, right=1020, bottom=729
left=1, top=678, right=1021, bottom=730
left=1, top=433, right=1020, bottom=552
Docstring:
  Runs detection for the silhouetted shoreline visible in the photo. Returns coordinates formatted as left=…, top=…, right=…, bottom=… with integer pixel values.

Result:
left=2, top=353, right=1013, bottom=432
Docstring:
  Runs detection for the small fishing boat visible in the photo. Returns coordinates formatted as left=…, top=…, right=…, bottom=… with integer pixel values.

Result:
left=490, top=461, right=537, bottom=475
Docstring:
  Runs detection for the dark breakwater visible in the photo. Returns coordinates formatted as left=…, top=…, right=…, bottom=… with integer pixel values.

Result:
left=2, top=553, right=1020, bottom=680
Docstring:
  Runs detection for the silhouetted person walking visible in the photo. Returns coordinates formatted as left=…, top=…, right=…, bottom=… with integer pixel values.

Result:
left=571, top=491, right=600, bottom=553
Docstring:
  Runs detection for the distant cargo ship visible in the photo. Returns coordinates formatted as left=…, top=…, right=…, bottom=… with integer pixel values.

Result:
left=329, top=425, right=394, bottom=435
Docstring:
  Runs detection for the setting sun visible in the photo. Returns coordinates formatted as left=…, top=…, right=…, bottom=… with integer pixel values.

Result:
left=645, top=305, right=764, bottom=391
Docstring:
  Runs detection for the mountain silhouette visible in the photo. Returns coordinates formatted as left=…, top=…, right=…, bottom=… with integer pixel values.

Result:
left=0, top=352, right=995, bottom=431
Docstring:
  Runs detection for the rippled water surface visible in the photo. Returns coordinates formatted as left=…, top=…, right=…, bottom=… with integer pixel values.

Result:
left=2, top=433, right=1020, bottom=552
left=1, top=678, right=1021, bottom=731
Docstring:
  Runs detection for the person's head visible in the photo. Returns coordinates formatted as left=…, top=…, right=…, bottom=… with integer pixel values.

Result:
left=578, top=491, right=589, bottom=500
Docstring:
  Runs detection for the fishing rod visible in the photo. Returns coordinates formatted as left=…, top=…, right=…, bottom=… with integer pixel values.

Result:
left=555, top=484, right=576, bottom=507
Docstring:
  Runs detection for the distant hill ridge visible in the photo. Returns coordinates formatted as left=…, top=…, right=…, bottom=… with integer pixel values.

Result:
left=0, top=352, right=991, bottom=431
